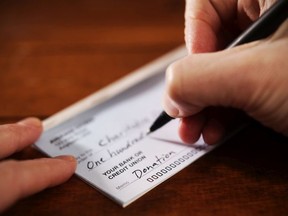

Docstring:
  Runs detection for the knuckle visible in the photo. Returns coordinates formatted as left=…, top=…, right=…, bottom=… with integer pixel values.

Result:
left=2, top=124, right=23, bottom=152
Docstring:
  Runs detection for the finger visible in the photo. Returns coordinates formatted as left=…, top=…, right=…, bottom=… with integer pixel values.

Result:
left=166, top=17, right=288, bottom=119
left=178, top=111, right=207, bottom=144
left=165, top=25, right=288, bottom=137
left=201, top=108, right=248, bottom=144
left=0, top=156, right=76, bottom=212
left=202, top=118, right=225, bottom=145
left=185, top=0, right=274, bottom=54
left=163, top=41, right=260, bottom=118
left=185, top=0, right=238, bottom=53
left=179, top=107, right=249, bottom=145
left=0, top=118, right=43, bottom=159
left=179, top=108, right=226, bottom=145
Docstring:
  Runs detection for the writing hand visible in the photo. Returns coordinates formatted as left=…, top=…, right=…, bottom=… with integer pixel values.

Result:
left=163, top=0, right=288, bottom=144
left=0, top=118, right=77, bottom=213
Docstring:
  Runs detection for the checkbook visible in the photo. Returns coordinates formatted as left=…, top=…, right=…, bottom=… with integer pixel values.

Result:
left=35, top=46, right=218, bottom=207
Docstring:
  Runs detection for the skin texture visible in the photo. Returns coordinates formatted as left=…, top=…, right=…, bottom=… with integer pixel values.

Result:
left=0, top=118, right=76, bottom=213
left=163, top=0, right=288, bottom=144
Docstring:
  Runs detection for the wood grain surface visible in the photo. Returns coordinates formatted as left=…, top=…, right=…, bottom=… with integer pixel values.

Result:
left=1, top=0, right=288, bottom=215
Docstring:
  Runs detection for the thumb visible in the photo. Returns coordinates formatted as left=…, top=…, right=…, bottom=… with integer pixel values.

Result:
left=163, top=26, right=288, bottom=135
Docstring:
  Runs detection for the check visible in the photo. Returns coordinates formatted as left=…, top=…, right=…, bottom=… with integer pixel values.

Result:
left=35, top=46, right=217, bottom=207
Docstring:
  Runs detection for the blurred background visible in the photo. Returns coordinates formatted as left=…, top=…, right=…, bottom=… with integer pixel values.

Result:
left=0, top=0, right=184, bottom=122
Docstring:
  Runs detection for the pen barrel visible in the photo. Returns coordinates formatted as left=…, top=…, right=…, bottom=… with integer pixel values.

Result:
left=149, top=112, right=174, bottom=133
left=228, top=0, right=288, bottom=48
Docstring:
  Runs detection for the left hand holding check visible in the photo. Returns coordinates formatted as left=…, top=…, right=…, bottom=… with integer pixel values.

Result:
left=0, top=118, right=77, bottom=213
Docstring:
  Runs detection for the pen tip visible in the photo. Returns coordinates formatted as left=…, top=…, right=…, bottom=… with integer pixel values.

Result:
left=146, top=130, right=152, bottom=135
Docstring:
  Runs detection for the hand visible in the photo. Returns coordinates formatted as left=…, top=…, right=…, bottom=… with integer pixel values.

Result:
left=163, top=0, right=288, bottom=144
left=0, top=118, right=77, bottom=213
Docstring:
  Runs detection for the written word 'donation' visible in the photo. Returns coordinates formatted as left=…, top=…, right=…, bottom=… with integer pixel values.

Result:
left=132, top=151, right=175, bottom=179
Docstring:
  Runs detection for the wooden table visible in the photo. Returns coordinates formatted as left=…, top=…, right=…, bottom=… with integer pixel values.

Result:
left=1, top=0, right=288, bottom=215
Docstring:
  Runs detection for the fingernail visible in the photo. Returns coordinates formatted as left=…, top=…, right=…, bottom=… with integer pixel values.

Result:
left=55, top=155, right=76, bottom=162
left=17, top=117, right=42, bottom=127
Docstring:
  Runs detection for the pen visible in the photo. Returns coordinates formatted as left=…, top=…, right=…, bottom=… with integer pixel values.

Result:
left=147, top=0, right=288, bottom=135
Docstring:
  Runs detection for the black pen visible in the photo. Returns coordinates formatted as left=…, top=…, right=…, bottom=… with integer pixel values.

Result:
left=147, top=0, right=288, bottom=135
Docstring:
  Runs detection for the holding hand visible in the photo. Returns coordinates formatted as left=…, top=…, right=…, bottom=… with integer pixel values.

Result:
left=0, top=118, right=76, bottom=213
left=163, top=0, right=288, bottom=144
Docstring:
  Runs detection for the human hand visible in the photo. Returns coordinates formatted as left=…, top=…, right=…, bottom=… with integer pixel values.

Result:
left=0, top=118, right=77, bottom=213
left=163, top=0, right=288, bottom=144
